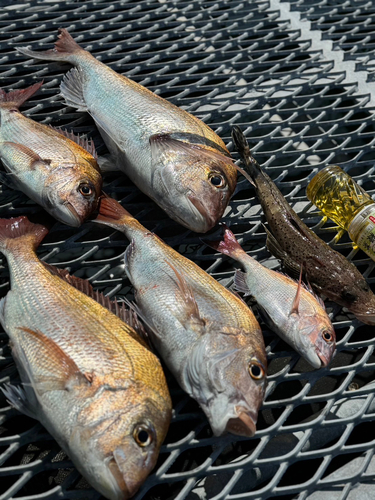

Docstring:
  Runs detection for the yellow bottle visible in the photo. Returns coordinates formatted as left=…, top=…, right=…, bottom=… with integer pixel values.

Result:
left=306, top=165, right=375, bottom=260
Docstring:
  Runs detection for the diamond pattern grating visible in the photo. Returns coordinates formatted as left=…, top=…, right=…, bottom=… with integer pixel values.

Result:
left=1, top=1, right=375, bottom=499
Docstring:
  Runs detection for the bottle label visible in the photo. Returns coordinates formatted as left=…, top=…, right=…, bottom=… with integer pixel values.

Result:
left=348, top=205, right=375, bottom=260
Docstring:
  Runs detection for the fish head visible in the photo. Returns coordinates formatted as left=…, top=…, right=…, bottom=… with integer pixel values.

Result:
left=336, top=279, right=375, bottom=325
left=70, top=387, right=171, bottom=500
left=150, top=135, right=237, bottom=232
left=43, top=164, right=102, bottom=226
left=184, top=326, right=267, bottom=437
left=289, top=302, right=336, bottom=369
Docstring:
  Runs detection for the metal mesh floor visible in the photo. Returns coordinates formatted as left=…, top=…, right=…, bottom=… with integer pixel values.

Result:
left=1, top=1, right=375, bottom=499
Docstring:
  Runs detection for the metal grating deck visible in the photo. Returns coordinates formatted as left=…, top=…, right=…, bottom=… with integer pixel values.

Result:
left=1, top=1, right=375, bottom=499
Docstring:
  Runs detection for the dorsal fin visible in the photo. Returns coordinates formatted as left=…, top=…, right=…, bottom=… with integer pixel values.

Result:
left=289, top=265, right=303, bottom=316
left=51, top=126, right=97, bottom=158
left=42, top=262, right=150, bottom=347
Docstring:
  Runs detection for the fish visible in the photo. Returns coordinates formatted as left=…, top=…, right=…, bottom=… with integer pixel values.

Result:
left=17, top=28, right=237, bottom=233
left=94, top=196, right=267, bottom=438
left=232, top=125, right=375, bottom=325
left=0, top=82, right=102, bottom=227
left=206, top=225, right=336, bottom=368
left=0, top=215, right=171, bottom=500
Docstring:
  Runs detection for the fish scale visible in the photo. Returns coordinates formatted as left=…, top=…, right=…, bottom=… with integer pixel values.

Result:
left=95, top=197, right=267, bottom=438
left=0, top=216, right=171, bottom=500
left=18, top=28, right=238, bottom=233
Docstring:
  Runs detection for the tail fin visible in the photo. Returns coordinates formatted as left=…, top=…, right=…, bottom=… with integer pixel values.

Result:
left=17, top=28, right=85, bottom=63
left=0, top=216, right=48, bottom=256
left=0, top=82, right=43, bottom=109
left=231, top=126, right=262, bottom=185
left=204, top=224, right=246, bottom=259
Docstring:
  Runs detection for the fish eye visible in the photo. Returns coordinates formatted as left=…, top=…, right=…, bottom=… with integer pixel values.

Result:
left=248, top=360, right=265, bottom=380
left=341, top=290, right=357, bottom=302
left=133, top=425, right=153, bottom=447
left=322, top=330, right=334, bottom=343
left=210, top=174, right=225, bottom=188
left=78, top=183, right=93, bottom=197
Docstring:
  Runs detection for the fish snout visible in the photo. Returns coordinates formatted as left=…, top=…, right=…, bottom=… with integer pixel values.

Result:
left=186, top=192, right=218, bottom=232
left=225, top=406, right=257, bottom=437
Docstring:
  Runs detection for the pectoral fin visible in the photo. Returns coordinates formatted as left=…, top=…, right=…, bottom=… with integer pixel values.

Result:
left=165, top=260, right=205, bottom=329
left=15, top=327, right=90, bottom=395
left=264, top=224, right=301, bottom=279
left=0, top=142, right=51, bottom=173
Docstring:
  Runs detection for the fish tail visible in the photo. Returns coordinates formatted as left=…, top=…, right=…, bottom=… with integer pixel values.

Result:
left=0, top=216, right=49, bottom=256
left=95, top=195, right=145, bottom=235
left=231, top=126, right=262, bottom=185
left=0, top=81, right=43, bottom=109
left=17, top=28, right=85, bottom=63
left=205, top=224, right=247, bottom=260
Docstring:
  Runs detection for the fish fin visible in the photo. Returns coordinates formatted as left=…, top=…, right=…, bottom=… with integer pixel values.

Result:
left=150, top=133, right=235, bottom=168
left=164, top=260, right=205, bottom=327
left=0, top=81, right=43, bottom=108
left=204, top=224, right=246, bottom=259
left=0, top=142, right=52, bottom=172
left=0, top=215, right=49, bottom=256
left=17, top=28, right=84, bottom=62
left=60, top=67, right=87, bottom=112
left=95, top=196, right=134, bottom=227
left=51, top=126, right=97, bottom=158
left=234, top=270, right=252, bottom=296
left=231, top=126, right=261, bottom=184
left=42, top=262, right=151, bottom=347
left=16, top=326, right=90, bottom=394
left=97, top=154, right=120, bottom=172
left=263, top=224, right=301, bottom=279
left=289, top=266, right=303, bottom=316
left=0, top=383, right=37, bottom=419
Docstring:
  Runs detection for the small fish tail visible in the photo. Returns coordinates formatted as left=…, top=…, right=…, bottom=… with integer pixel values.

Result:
left=0, top=216, right=49, bottom=256
left=0, top=81, right=43, bottom=109
left=17, top=28, right=85, bottom=63
left=231, top=126, right=262, bottom=185
left=205, top=224, right=246, bottom=259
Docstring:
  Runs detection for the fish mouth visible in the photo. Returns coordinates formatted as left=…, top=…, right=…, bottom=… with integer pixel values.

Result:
left=304, top=349, right=324, bottom=370
left=225, top=406, right=257, bottom=437
left=109, top=453, right=143, bottom=500
left=57, top=202, right=82, bottom=227
left=187, top=192, right=217, bottom=232
left=354, top=312, right=375, bottom=325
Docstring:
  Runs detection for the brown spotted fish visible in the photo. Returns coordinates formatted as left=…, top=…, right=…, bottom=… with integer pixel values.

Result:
left=94, top=197, right=267, bottom=438
left=18, top=29, right=237, bottom=232
left=0, top=216, right=171, bottom=500
left=0, top=82, right=102, bottom=226
left=232, top=125, right=375, bottom=325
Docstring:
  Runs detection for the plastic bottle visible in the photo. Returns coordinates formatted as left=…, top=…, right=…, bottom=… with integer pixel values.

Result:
left=306, top=165, right=375, bottom=260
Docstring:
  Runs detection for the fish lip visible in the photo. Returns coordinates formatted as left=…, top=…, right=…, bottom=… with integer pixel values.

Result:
left=187, top=192, right=217, bottom=232
left=304, top=349, right=324, bottom=369
left=59, top=202, right=82, bottom=227
left=225, top=405, right=257, bottom=437
left=354, top=313, right=375, bottom=325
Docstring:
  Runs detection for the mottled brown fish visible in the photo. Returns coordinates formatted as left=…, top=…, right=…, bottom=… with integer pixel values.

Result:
left=0, top=82, right=102, bottom=226
left=0, top=216, right=171, bottom=500
left=232, top=125, right=375, bottom=325
left=94, top=197, right=267, bottom=438
left=18, top=29, right=237, bottom=232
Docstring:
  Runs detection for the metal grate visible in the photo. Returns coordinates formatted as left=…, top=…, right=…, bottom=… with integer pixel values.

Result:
left=1, top=1, right=375, bottom=499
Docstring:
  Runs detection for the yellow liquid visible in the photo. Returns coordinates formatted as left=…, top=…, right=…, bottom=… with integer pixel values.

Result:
left=306, top=165, right=374, bottom=231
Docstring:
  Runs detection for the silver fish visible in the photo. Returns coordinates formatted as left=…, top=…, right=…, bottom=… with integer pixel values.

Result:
left=18, top=28, right=237, bottom=233
left=207, top=226, right=336, bottom=368
left=94, top=196, right=267, bottom=438
left=0, top=82, right=102, bottom=226
left=0, top=215, right=171, bottom=500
